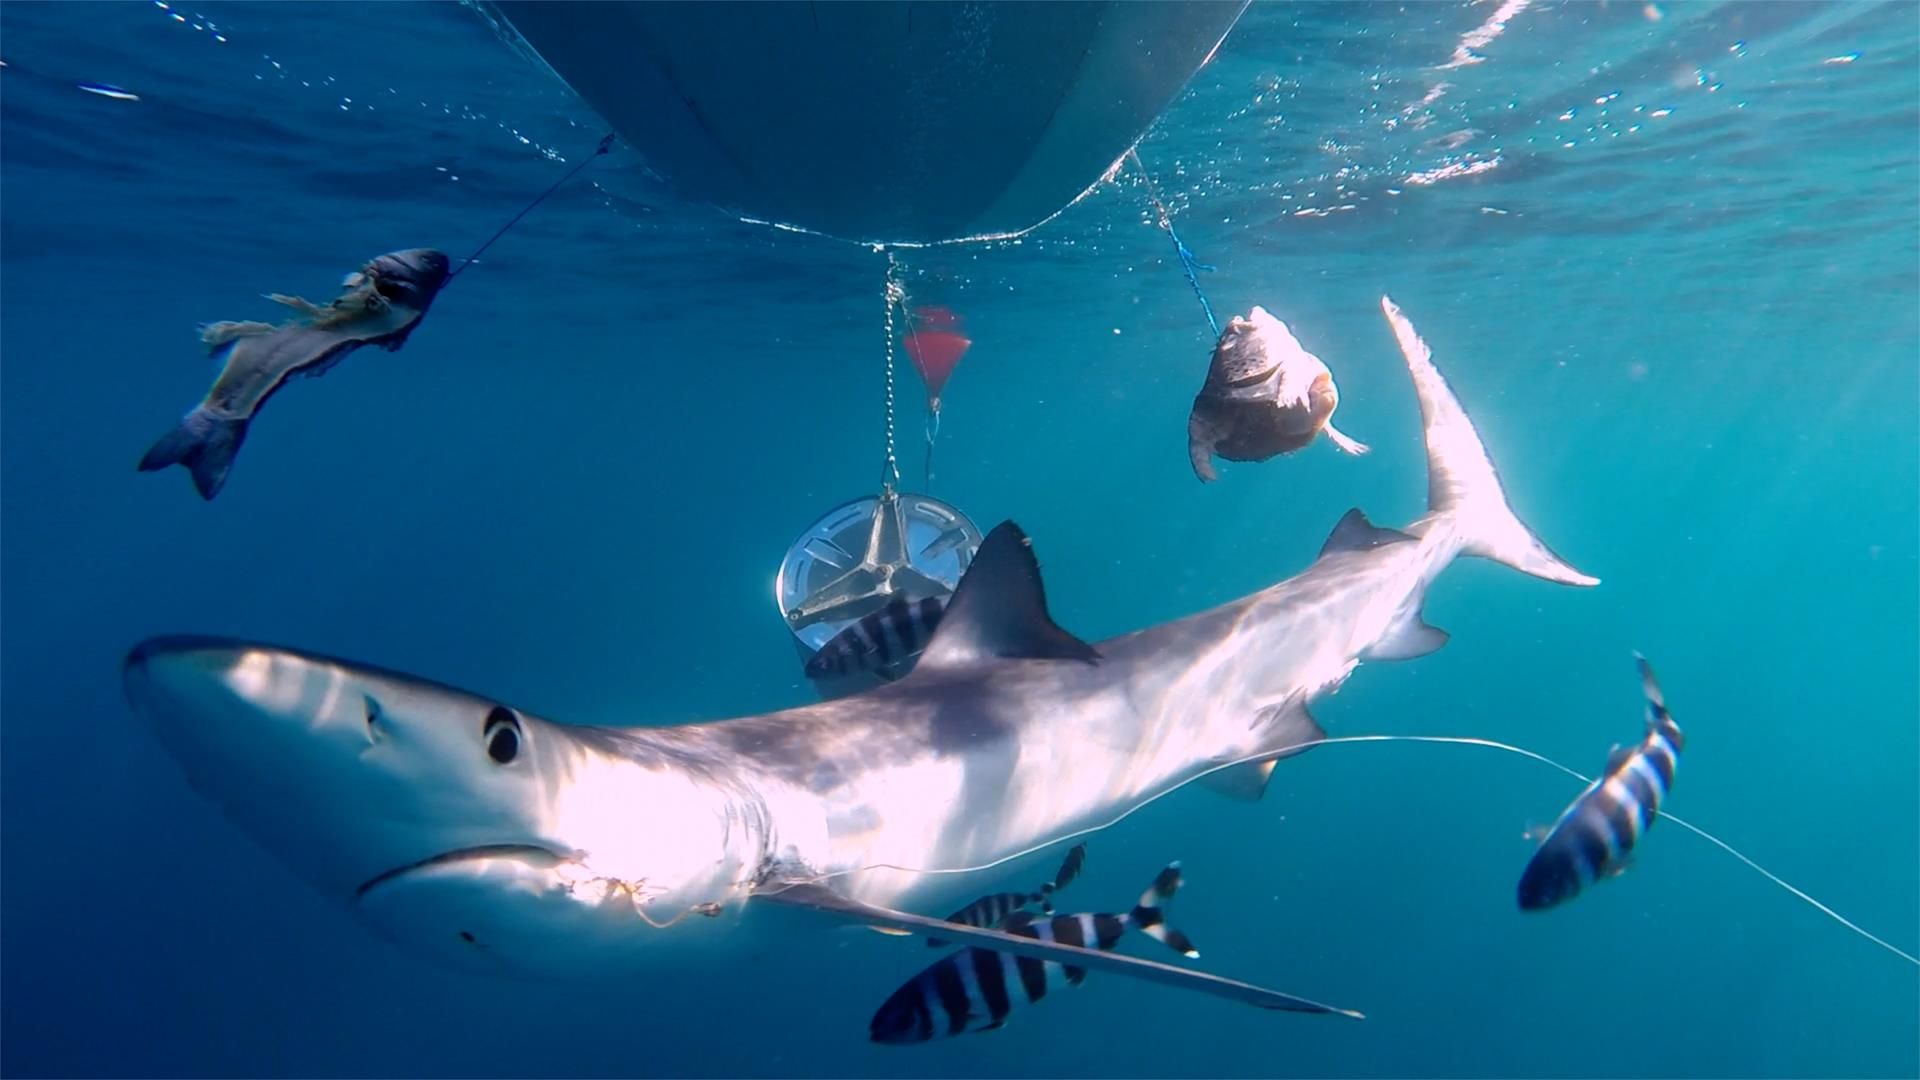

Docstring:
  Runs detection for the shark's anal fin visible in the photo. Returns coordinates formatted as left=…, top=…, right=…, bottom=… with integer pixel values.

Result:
left=1319, top=508, right=1416, bottom=557
left=1199, top=759, right=1278, bottom=801
left=755, top=883, right=1362, bottom=1018
left=915, top=522, right=1100, bottom=670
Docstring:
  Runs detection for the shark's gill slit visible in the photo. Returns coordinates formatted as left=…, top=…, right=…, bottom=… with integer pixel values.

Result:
left=814, top=733, right=1918, bottom=969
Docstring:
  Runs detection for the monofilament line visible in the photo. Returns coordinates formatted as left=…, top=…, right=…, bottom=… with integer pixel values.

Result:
left=829, top=733, right=1919, bottom=969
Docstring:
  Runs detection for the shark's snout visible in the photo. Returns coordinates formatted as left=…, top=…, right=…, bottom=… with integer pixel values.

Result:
left=124, top=636, right=363, bottom=752
left=124, top=636, right=260, bottom=739
left=120, top=633, right=763, bottom=977
left=121, top=634, right=610, bottom=919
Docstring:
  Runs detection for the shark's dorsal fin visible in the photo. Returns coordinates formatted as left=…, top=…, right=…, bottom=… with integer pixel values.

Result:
left=916, top=521, right=1100, bottom=670
left=1319, top=508, right=1416, bottom=558
left=754, top=882, right=1362, bottom=1018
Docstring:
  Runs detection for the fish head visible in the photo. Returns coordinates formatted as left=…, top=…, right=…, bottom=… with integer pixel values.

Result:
left=1202, top=305, right=1335, bottom=411
left=124, top=636, right=751, bottom=977
left=1515, top=832, right=1584, bottom=912
left=366, top=248, right=452, bottom=309
left=869, top=979, right=934, bottom=1043
left=1244, top=306, right=1332, bottom=387
left=1201, top=311, right=1278, bottom=393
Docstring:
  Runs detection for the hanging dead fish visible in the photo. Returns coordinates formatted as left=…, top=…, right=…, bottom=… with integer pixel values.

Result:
left=1517, top=653, right=1684, bottom=911
left=927, top=844, right=1089, bottom=946
left=137, top=248, right=452, bottom=500
left=1186, top=305, right=1368, bottom=483
left=804, top=593, right=949, bottom=682
left=871, top=863, right=1197, bottom=1043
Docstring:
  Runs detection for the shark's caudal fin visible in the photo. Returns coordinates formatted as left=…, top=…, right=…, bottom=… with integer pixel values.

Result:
left=137, top=405, right=250, bottom=501
left=1379, top=296, right=1598, bottom=587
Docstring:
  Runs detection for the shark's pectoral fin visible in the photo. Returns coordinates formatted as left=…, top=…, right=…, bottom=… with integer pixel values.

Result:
left=1319, top=508, right=1416, bottom=558
left=915, top=522, right=1100, bottom=670
left=754, top=882, right=1361, bottom=1018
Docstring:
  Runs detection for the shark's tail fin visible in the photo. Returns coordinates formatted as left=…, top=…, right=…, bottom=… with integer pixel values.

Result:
left=138, top=405, right=250, bottom=501
left=1380, top=296, right=1597, bottom=587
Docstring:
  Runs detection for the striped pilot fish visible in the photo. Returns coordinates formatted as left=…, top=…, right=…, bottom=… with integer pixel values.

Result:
left=138, top=248, right=452, bottom=500
left=927, top=843, right=1088, bottom=946
left=803, top=592, right=949, bottom=682
left=870, top=862, right=1195, bottom=1044
left=1517, top=653, right=1684, bottom=911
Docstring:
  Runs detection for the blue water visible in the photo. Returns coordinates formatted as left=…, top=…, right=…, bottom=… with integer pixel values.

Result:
left=3, top=2, right=1916, bottom=1076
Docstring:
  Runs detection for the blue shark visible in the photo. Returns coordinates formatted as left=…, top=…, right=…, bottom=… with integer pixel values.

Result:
left=122, top=296, right=1593, bottom=1016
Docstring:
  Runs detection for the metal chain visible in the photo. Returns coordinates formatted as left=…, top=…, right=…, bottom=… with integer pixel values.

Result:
left=880, top=251, right=904, bottom=493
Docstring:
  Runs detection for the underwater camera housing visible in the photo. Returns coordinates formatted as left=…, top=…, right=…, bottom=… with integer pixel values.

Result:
left=775, top=490, right=982, bottom=699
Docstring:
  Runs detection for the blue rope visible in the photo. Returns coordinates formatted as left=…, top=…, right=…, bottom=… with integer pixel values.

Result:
left=1128, top=148, right=1219, bottom=337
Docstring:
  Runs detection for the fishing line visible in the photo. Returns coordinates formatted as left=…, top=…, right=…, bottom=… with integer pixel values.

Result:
left=923, top=408, right=940, bottom=493
left=806, top=733, right=1918, bottom=968
left=882, top=255, right=942, bottom=493
left=447, top=131, right=616, bottom=281
left=1127, top=147, right=1219, bottom=337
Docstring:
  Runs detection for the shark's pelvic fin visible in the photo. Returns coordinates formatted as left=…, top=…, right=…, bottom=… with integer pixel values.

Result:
left=916, top=522, right=1101, bottom=670
left=1201, top=700, right=1326, bottom=801
left=1319, top=507, right=1417, bottom=557
left=755, top=882, right=1362, bottom=1018
left=1379, top=296, right=1598, bottom=588
left=1362, top=613, right=1449, bottom=661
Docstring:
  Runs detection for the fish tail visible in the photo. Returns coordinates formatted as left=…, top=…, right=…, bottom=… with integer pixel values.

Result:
left=1127, top=862, right=1199, bottom=959
left=1633, top=651, right=1684, bottom=749
left=1378, top=295, right=1598, bottom=587
left=137, top=405, right=250, bottom=501
left=1046, top=843, right=1087, bottom=895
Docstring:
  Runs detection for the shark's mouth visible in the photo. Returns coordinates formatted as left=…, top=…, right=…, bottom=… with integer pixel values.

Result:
left=355, top=844, right=571, bottom=899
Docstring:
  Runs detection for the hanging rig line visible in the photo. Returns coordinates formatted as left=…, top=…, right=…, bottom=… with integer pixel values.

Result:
left=1128, top=146, right=1220, bottom=337
left=923, top=393, right=940, bottom=494
left=879, top=250, right=904, bottom=494
left=879, top=248, right=942, bottom=494
left=447, top=131, right=617, bottom=283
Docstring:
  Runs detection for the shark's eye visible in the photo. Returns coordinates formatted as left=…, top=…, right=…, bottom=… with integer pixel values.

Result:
left=484, top=706, right=522, bottom=765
